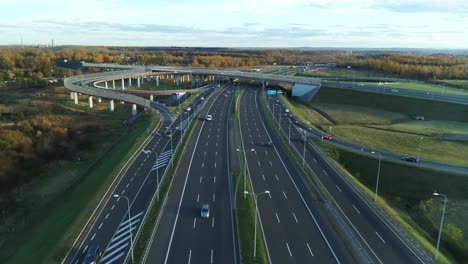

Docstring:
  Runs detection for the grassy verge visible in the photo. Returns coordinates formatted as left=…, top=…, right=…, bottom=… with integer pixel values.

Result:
left=318, top=142, right=464, bottom=263
left=132, top=112, right=199, bottom=262
left=3, top=109, right=160, bottom=264
left=233, top=173, right=267, bottom=264
left=438, top=80, right=468, bottom=90
left=381, top=82, right=468, bottom=96
left=279, top=88, right=468, bottom=166
left=234, top=87, right=267, bottom=264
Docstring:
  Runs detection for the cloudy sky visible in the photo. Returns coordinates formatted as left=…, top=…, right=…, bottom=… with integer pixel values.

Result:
left=1, top=0, right=467, bottom=48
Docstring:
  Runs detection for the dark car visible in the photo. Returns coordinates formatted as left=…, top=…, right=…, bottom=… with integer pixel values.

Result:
left=322, top=135, right=333, bottom=141
left=402, top=156, right=418, bottom=163
left=83, top=245, right=101, bottom=264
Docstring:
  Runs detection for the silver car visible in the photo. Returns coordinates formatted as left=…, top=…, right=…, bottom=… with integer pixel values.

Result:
left=201, top=204, right=210, bottom=218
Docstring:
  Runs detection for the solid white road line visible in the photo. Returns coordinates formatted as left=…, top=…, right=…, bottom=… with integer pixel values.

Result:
left=283, top=191, right=288, bottom=199
left=353, top=204, right=361, bottom=214
left=187, top=250, right=192, bottom=264
left=376, top=232, right=386, bottom=243
left=306, top=243, right=314, bottom=256
left=193, top=218, right=197, bottom=229
left=286, top=243, right=293, bottom=257
left=335, top=185, right=342, bottom=192
left=292, top=212, right=299, bottom=223
left=275, top=213, right=280, bottom=223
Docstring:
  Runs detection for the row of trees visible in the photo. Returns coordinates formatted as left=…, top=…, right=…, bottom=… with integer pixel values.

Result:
left=0, top=47, right=466, bottom=91
left=348, top=55, right=467, bottom=80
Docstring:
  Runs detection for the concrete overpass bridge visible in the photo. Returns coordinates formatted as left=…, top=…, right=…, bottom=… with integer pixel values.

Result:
left=64, top=63, right=321, bottom=117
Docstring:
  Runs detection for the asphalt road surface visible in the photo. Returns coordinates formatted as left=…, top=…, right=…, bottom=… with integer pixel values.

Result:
left=143, top=86, right=237, bottom=264
left=266, top=90, right=432, bottom=263
left=239, top=87, right=356, bottom=263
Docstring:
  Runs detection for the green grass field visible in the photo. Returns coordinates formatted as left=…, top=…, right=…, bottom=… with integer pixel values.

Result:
left=280, top=87, right=468, bottom=165
left=439, top=80, right=468, bottom=89
left=0, top=87, right=160, bottom=263
left=381, top=82, right=468, bottom=96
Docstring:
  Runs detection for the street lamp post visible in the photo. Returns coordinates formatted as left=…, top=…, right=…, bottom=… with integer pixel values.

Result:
left=244, top=190, right=270, bottom=258
left=113, top=194, right=134, bottom=263
left=433, top=192, right=447, bottom=262
left=237, top=148, right=255, bottom=198
left=302, top=129, right=307, bottom=168
left=417, top=136, right=424, bottom=164
left=166, top=126, right=177, bottom=166
left=374, top=152, right=382, bottom=202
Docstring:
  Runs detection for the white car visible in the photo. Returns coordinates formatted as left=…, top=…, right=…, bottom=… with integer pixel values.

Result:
left=206, top=115, right=212, bottom=121
left=186, top=107, right=191, bottom=112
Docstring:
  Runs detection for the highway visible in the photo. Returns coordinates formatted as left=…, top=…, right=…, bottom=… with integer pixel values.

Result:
left=238, top=87, right=356, bottom=263
left=266, top=91, right=433, bottom=263
left=142, top=86, right=237, bottom=264
left=63, top=87, right=214, bottom=264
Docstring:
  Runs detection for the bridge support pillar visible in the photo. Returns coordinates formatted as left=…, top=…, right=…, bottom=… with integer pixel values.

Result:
left=88, top=96, right=93, bottom=108
left=109, top=100, right=114, bottom=112
left=121, top=79, right=125, bottom=90
left=74, top=92, right=78, bottom=104
left=129, top=78, right=132, bottom=87
left=70, top=92, right=74, bottom=100
left=155, top=75, right=159, bottom=87
left=112, top=80, right=116, bottom=89
left=150, top=94, right=154, bottom=101
left=131, top=104, right=137, bottom=116
left=141, top=76, right=144, bottom=84
left=262, top=80, right=265, bottom=89
left=105, top=81, right=108, bottom=88
left=191, top=74, right=195, bottom=87
left=175, top=75, right=180, bottom=87
left=137, top=77, right=141, bottom=88
left=98, top=97, right=102, bottom=103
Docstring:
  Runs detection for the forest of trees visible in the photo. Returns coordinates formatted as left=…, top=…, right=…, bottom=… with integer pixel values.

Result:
left=0, top=47, right=466, bottom=91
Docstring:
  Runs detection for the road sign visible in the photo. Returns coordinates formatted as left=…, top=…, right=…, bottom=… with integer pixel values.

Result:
left=267, top=90, right=277, bottom=95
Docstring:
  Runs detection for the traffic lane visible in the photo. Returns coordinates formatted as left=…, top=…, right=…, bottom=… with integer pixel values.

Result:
left=240, top=91, right=345, bottom=263
left=72, top=116, right=181, bottom=263
left=162, top=91, right=235, bottom=264
left=142, top=90, right=224, bottom=264
left=282, top=105, right=423, bottom=263
left=253, top=92, right=357, bottom=263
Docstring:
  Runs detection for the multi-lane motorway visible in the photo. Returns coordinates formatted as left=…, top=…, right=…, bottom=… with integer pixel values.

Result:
left=266, top=90, right=432, bottom=263
left=142, top=85, right=237, bottom=264
left=238, top=87, right=356, bottom=263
